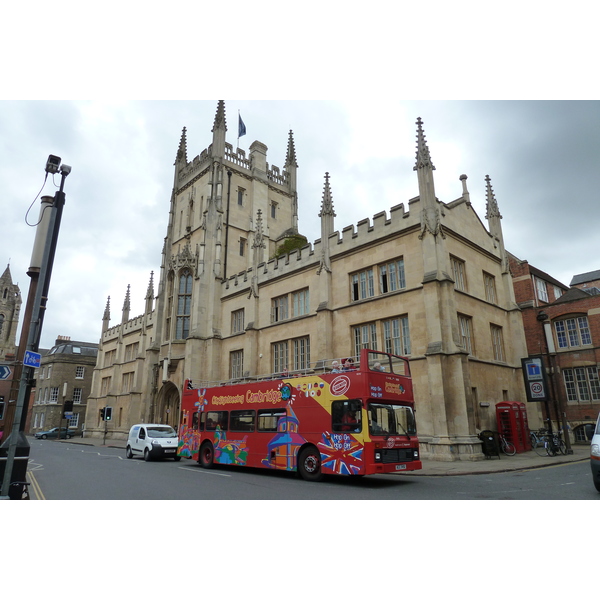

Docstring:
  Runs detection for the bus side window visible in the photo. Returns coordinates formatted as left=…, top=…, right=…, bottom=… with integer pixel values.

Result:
left=231, top=410, right=256, bottom=432
left=192, top=412, right=199, bottom=430
left=332, top=400, right=361, bottom=433
left=258, top=409, right=286, bottom=432
left=206, top=411, right=228, bottom=431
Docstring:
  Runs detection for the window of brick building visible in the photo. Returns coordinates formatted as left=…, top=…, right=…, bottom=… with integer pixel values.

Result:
left=563, top=367, right=600, bottom=402
left=555, top=316, right=592, bottom=349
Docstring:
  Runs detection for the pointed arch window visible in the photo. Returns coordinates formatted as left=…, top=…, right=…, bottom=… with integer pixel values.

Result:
left=176, top=270, right=193, bottom=339
left=0, top=313, right=4, bottom=336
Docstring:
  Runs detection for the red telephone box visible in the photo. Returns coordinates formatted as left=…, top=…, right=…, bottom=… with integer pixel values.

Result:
left=496, top=401, right=531, bottom=453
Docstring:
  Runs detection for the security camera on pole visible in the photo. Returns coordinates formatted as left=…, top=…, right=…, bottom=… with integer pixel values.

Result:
left=0, top=156, right=71, bottom=499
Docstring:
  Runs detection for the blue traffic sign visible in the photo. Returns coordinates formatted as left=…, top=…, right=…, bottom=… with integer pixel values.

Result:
left=23, top=351, right=42, bottom=369
left=0, top=365, right=11, bottom=380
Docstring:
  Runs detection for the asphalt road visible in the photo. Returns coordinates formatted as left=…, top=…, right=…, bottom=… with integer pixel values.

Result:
left=25, top=437, right=598, bottom=500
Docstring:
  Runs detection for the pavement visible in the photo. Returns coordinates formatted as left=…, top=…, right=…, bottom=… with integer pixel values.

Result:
left=57, top=435, right=591, bottom=476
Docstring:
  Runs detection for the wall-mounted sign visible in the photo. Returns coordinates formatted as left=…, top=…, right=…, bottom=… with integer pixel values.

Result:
left=521, top=356, right=549, bottom=402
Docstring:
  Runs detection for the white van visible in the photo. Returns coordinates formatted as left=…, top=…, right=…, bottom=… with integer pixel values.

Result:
left=126, top=424, right=180, bottom=461
left=591, top=413, right=600, bottom=493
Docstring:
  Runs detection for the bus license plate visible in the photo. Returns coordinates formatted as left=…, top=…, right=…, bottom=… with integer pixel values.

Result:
left=395, top=464, right=407, bottom=470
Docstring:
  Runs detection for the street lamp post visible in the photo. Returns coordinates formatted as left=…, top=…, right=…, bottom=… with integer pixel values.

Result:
left=536, top=310, right=573, bottom=454
left=0, top=156, right=71, bottom=498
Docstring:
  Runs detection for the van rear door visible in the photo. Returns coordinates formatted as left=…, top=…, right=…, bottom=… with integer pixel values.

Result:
left=133, top=426, right=146, bottom=455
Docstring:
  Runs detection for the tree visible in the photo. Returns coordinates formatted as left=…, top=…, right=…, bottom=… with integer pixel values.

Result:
left=272, top=234, right=308, bottom=259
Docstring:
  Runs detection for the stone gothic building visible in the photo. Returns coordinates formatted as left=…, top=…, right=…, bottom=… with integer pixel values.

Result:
left=0, top=265, right=21, bottom=362
left=85, top=101, right=540, bottom=461
left=0, top=264, right=22, bottom=431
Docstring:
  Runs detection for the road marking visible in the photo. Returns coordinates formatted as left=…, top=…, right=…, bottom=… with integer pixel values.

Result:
left=522, top=460, right=587, bottom=472
left=27, top=470, right=45, bottom=500
left=178, top=466, right=232, bottom=477
left=65, top=447, right=125, bottom=459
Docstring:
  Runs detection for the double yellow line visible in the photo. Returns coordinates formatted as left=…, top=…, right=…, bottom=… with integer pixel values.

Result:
left=27, top=470, right=45, bottom=500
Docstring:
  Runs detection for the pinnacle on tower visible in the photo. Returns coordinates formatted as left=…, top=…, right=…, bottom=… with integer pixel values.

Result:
left=146, top=271, right=155, bottom=300
left=175, top=127, right=188, bottom=165
left=414, top=117, right=436, bottom=171
left=318, top=172, right=336, bottom=217
left=121, top=285, right=131, bottom=324
left=103, top=296, right=111, bottom=321
left=212, top=100, right=227, bottom=133
left=252, top=210, right=266, bottom=250
left=485, top=175, right=502, bottom=220
left=285, top=130, right=298, bottom=168
left=122, top=285, right=131, bottom=312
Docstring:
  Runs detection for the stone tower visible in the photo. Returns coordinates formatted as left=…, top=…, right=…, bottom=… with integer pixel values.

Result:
left=0, top=264, right=21, bottom=361
left=154, top=99, right=301, bottom=400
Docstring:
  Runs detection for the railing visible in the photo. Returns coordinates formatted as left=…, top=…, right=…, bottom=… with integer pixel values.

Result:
left=186, top=351, right=410, bottom=390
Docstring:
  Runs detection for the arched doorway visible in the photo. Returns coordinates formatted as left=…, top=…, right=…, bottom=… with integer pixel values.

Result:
left=155, top=382, right=180, bottom=427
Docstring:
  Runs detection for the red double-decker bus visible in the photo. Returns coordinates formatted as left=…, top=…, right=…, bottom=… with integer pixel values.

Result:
left=177, top=349, right=421, bottom=481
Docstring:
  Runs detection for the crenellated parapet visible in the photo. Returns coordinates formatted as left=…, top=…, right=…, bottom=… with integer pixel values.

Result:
left=221, top=201, right=418, bottom=294
left=177, top=141, right=293, bottom=194
left=102, top=312, right=155, bottom=343
left=224, top=143, right=251, bottom=169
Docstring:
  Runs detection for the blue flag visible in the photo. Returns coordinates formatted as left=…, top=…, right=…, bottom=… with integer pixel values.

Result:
left=238, top=114, right=246, bottom=138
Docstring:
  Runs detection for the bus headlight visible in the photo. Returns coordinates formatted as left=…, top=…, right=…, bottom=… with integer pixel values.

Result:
left=413, top=449, right=419, bottom=459
left=375, top=451, right=382, bottom=462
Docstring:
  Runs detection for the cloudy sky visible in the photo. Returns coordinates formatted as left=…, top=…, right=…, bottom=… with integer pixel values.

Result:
left=2, top=99, right=599, bottom=349
left=1, top=3, right=598, bottom=358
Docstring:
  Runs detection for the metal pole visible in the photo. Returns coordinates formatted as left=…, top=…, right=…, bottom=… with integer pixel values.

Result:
left=1, top=165, right=69, bottom=497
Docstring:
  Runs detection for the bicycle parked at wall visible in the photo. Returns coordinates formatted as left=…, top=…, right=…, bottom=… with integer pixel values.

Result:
left=499, top=433, right=516, bottom=456
left=532, top=429, right=567, bottom=457
left=530, top=428, right=547, bottom=449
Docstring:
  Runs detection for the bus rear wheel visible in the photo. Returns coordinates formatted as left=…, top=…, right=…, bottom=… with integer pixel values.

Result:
left=199, top=442, right=215, bottom=469
left=298, top=446, right=323, bottom=482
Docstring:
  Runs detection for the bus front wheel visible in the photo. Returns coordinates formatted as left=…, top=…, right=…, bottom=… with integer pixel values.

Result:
left=298, top=446, right=323, bottom=482
left=199, top=442, right=215, bottom=469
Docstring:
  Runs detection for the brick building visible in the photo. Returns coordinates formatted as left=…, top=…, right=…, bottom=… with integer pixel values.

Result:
left=510, top=254, right=600, bottom=443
